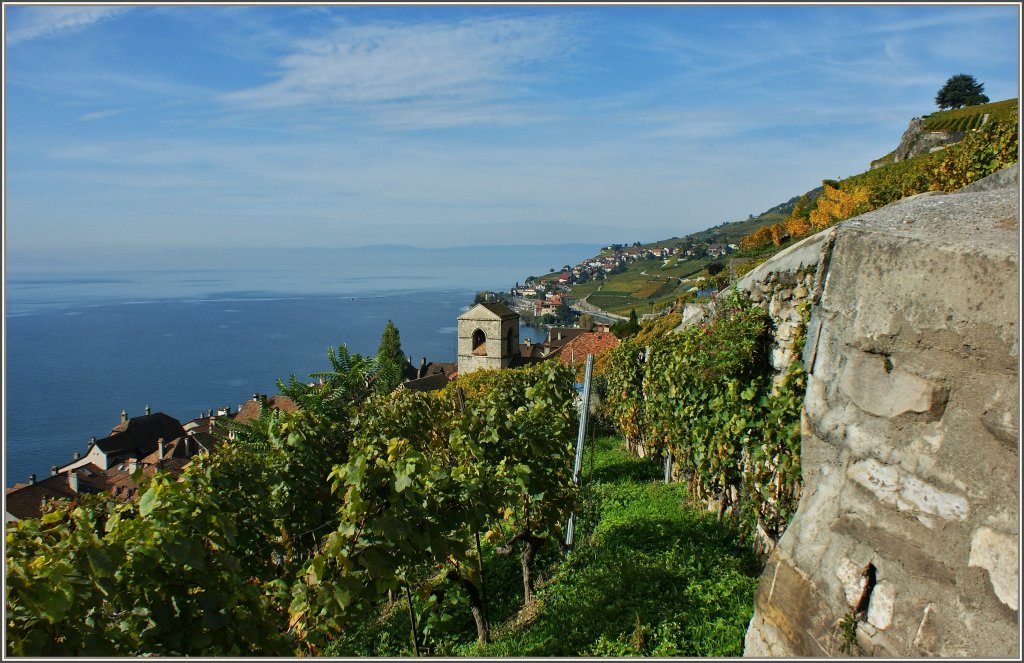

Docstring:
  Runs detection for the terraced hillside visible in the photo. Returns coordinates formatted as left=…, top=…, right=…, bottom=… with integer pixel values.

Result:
left=921, top=97, right=1017, bottom=132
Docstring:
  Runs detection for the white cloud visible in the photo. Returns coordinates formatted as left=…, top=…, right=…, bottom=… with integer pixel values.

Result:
left=6, top=6, right=128, bottom=44
left=79, top=108, right=124, bottom=122
left=224, top=15, right=576, bottom=128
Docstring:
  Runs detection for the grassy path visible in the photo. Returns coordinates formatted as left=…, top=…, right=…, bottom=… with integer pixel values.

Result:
left=327, top=436, right=760, bottom=657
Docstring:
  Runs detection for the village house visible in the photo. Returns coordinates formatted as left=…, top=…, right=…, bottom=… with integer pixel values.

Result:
left=6, top=400, right=288, bottom=522
left=533, top=293, right=566, bottom=317
left=6, top=408, right=215, bottom=522
left=5, top=465, right=110, bottom=523
left=398, top=357, right=459, bottom=392
left=707, top=242, right=730, bottom=257
left=58, top=407, right=187, bottom=473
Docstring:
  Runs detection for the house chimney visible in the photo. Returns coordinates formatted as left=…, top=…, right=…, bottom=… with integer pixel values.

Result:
left=252, top=393, right=259, bottom=402
left=51, top=465, right=58, bottom=476
left=158, top=438, right=165, bottom=459
left=73, top=451, right=82, bottom=461
left=120, top=409, right=128, bottom=424
left=419, top=357, right=428, bottom=379
left=88, top=436, right=96, bottom=448
left=68, top=472, right=79, bottom=493
left=29, top=473, right=36, bottom=484
left=144, top=404, right=151, bottom=416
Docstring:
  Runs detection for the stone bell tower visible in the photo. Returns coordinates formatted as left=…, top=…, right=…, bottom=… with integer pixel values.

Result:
left=457, top=302, right=520, bottom=374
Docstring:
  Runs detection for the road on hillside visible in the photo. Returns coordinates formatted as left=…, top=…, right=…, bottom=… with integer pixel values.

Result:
left=573, top=287, right=628, bottom=321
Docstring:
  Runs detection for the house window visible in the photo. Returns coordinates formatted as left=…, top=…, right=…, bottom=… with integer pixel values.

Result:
left=472, top=329, right=487, bottom=355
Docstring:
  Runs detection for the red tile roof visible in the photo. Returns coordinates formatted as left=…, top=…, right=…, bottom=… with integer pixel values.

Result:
left=557, top=332, right=620, bottom=366
left=461, top=302, right=519, bottom=320
left=5, top=466, right=112, bottom=520
left=233, top=395, right=299, bottom=423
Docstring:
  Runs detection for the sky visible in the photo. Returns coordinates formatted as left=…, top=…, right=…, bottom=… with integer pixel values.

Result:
left=3, top=2, right=1021, bottom=265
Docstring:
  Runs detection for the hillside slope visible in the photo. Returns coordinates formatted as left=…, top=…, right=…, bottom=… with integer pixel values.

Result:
left=544, top=98, right=1018, bottom=321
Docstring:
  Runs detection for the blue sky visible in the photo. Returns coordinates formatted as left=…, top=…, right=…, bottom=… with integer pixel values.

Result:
left=3, top=3, right=1020, bottom=263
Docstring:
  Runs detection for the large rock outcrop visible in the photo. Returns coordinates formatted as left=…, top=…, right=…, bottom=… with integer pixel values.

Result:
left=743, top=166, right=1019, bottom=657
left=871, top=117, right=968, bottom=169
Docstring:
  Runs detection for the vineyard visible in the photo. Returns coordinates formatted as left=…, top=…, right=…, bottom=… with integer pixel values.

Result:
left=6, top=358, right=581, bottom=656
left=4, top=340, right=770, bottom=656
left=599, top=290, right=807, bottom=546
left=326, top=436, right=760, bottom=656
left=583, top=257, right=709, bottom=317
left=921, top=97, right=1017, bottom=132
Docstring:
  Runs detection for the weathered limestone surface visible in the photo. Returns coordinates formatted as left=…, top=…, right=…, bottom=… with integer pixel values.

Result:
left=744, top=165, right=1019, bottom=658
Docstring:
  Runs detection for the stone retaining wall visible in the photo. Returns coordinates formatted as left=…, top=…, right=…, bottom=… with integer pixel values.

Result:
left=743, top=165, right=1019, bottom=657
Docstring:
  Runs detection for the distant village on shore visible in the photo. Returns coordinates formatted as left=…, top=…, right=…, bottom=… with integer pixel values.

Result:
left=499, top=240, right=737, bottom=324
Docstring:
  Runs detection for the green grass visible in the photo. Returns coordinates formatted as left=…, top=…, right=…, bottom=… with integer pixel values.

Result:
left=658, top=257, right=714, bottom=279
left=586, top=292, right=634, bottom=309
left=325, top=436, right=760, bottom=657
left=570, top=280, right=603, bottom=298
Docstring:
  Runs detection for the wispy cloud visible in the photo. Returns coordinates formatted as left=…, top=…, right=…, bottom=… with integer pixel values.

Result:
left=224, top=15, right=577, bottom=129
left=6, top=6, right=129, bottom=45
left=79, top=108, right=124, bottom=122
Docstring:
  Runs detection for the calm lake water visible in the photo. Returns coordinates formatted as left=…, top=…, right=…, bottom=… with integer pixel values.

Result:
left=4, top=244, right=597, bottom=487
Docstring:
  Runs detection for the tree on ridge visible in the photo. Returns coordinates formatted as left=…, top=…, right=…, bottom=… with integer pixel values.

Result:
left=935, top=74, right=989, bottom=110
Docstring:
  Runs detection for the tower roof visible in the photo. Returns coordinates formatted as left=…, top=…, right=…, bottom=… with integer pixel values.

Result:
left=459, top=302, right=520, bottom=320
